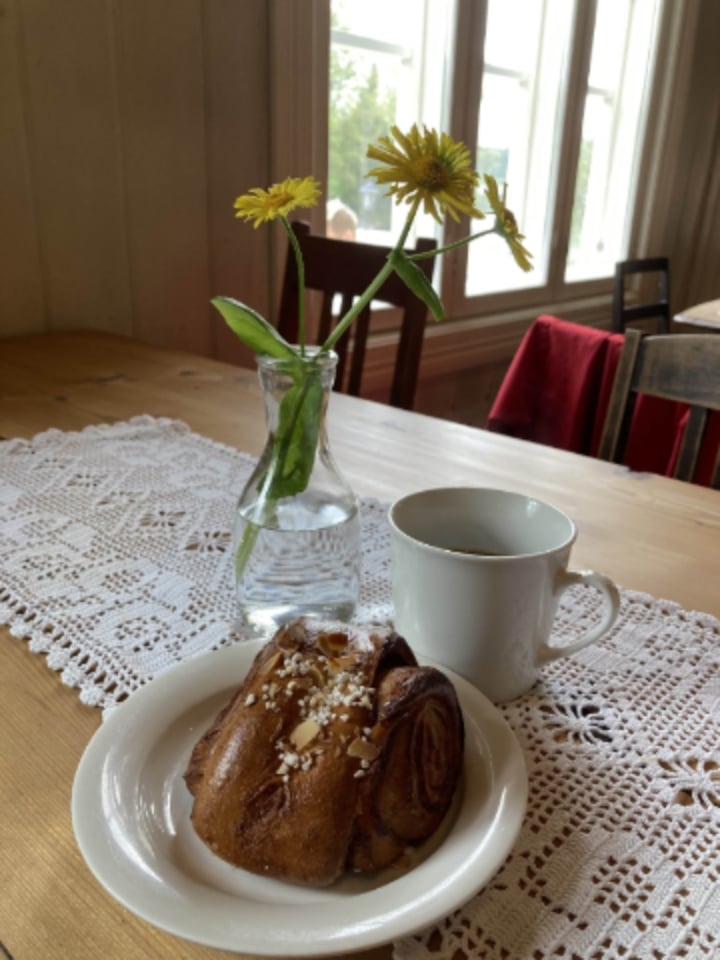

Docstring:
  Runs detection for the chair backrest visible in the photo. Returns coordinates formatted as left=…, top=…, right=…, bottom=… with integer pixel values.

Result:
left=597, top=328, right=720, bottom=486
left=612, top=257, right=670, bottom=334
left=277, top=220, right=437, bottom=410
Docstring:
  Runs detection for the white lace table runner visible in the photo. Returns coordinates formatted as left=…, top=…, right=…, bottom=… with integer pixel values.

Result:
left=1, top=416, right=718, bottom=959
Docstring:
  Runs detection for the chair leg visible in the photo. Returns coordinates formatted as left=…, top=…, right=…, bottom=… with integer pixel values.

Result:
left=597, top=328, right=643, bottom=463
left=612, top=266, right=625, bottom=333
left=711, top=448, right=720, bottom=490
left=674, top=406, right=708, bottom=482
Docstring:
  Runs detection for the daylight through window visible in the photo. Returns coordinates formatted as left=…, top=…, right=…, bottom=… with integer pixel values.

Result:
left=329, top=0, right=663, bottom=315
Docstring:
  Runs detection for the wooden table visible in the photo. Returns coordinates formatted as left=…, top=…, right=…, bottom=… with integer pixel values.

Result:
left=674, top=298, right=720, bottom=332
left=2, top=331, right=719, bottom=960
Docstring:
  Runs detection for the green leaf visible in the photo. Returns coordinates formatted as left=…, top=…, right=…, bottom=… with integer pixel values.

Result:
left=267, top=375, right=324, bottom=499
left=211, top=296, right=298, bottom=360
left=389, top=250, right=445, bottom=323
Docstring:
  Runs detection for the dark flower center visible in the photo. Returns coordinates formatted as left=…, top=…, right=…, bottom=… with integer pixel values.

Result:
left=417, top=158, right=450, bottom=191
left=502, top=210, right=518, bottom=234
left=271, top=191, right=293, bottom=210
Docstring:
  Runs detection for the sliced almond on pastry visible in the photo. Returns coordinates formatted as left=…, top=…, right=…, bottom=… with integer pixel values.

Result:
left=290, top=718, right=322, bottom=750
left=347, top=738, right=380, bottom=762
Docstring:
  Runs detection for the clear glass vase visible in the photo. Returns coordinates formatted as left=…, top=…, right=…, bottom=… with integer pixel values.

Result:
left=233, top=349, right=361, bottom=635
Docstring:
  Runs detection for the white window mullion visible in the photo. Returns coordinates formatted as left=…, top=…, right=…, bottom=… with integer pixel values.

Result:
left=606, top=0, right=659, bottom=264
left=520, top=1, right=549, bottom=225
left=439, top=0, right=487, bottom=316
left=546, top=0, right=597, bottom=294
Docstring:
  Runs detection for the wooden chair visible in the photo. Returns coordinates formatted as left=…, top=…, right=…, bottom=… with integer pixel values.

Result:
left=612, top=257, right=670, bottom=334
left=277, top=220, right=437, bottom=410
left=597, top=329, right=720, bottom=487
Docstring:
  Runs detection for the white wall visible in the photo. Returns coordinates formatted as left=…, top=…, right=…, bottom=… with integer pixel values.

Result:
left=0, top=0, right=276, bottom=368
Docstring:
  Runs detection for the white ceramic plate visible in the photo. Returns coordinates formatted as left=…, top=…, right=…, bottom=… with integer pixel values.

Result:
left=72, top=640, right=527, bottom=956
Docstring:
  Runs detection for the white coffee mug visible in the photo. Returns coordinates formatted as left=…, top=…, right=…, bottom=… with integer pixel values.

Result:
left=389, top=487, right=620, bottom=702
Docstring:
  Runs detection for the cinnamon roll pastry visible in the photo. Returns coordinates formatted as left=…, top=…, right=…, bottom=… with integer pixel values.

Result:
left=184, top=617, right=464, bottom=886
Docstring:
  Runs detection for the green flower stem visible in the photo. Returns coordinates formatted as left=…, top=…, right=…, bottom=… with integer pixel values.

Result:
left=408, top=226, right=496, bottom=260
left=282, top=215, right=307, bottom=355
left=233, top=445, right=283, bottom=583
left=321, top=198, right=420, bottom=353
left=233, top=363, right=319, bottom=582
left=235, top=518, right=260, bottom=580
left=264, top=375, right=317, bottom=500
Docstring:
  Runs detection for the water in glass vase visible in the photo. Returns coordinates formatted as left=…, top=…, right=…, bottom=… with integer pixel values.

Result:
left=233, top=493, right=361, bottom=636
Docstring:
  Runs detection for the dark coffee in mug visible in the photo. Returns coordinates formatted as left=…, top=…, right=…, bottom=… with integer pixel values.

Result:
left=445, top=546, right=506, bottom=557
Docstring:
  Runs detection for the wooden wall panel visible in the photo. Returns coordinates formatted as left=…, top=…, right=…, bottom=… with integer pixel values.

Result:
left=635, top=0, right=720, bottom=316
left=0, top=0, right=45, bottom=334
left=669, top=0, right=720, bottom=310
left=0, top=0, right=274, bottom=363
left=689, top=111, right=720, bottom=303
left=268, top=0, right=330, bottom=328
left=204, top=0, right=272, bottom=369
left=18, top=0, right=133, bottom=335
left=114, top=0, right=211, bottom=354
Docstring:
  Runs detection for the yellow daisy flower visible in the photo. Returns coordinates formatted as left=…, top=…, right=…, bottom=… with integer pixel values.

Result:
left=483, top=174, right=533, bottom=272
left=366, top=125, right=485, bottom=224
left=233, top=176, right=321, bottom=228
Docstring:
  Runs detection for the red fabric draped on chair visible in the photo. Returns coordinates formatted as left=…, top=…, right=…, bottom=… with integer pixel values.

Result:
left=487, top=314, right=719, bottom=486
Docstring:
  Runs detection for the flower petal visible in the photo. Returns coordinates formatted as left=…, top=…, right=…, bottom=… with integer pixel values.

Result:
left=233, top=176, right=321, bottom=228
left=365, top=124, right=482, bottom=223
left=483, top=174, right=534, bottom=272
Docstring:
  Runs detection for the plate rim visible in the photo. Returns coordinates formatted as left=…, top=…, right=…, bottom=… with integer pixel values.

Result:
left=72, top=639, right=528, bottom=956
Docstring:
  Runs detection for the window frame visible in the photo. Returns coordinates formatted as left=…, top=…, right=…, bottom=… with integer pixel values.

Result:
left=442, top=0, right=668, bottom=322
left=276, top=0, right=688, bottom=341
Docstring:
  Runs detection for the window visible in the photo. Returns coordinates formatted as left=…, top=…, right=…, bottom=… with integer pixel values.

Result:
left=328, top=0, right=454, bottom=247
left=565, top=0, right=662, bottom=282
left=466, top=0, right=574, bottom=296
left=329, top=0, right=664, bottom=320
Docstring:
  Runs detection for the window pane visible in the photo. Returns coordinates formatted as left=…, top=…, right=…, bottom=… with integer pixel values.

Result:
left=565, top=0, right=661, bottom=282
left=331, top=0, right=419, bottom=47
left=328, top=39, right=402, bottom=237
left=329, top=0, right=455, bottom=246
left=328, top=0, right=662, bottom=303
left=465, top=0, right=574, bottom=297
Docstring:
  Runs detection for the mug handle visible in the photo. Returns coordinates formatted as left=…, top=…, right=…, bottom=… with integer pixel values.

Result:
left=538, top=569, right=620, bottom=663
